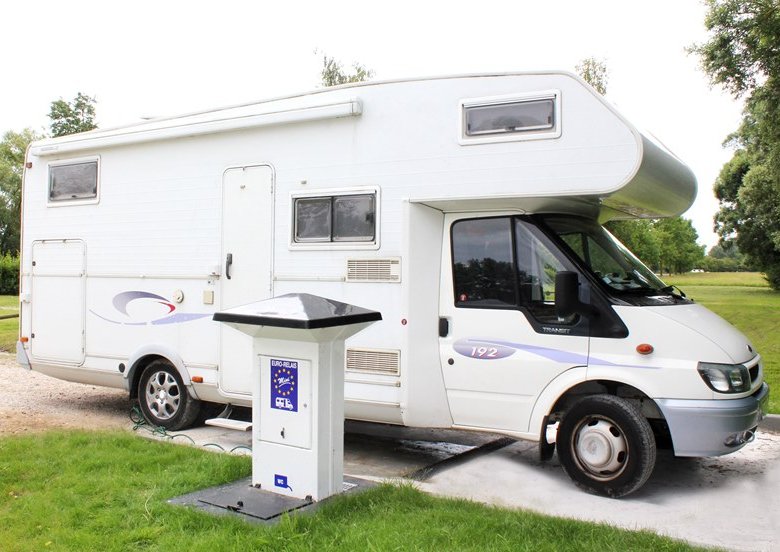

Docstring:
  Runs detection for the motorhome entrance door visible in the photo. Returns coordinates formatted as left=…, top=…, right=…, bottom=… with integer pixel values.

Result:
left=438, top=215, right=589, bottom=433
left=219, top=165, right=274, bottom=395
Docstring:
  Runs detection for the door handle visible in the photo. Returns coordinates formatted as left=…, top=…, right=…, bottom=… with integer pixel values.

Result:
left=225, top=253, right=233, bottom=280
left=439, top=317, right=449, bottom=337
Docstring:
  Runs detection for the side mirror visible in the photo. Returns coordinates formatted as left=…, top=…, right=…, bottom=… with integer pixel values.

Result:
left=555, top=271, right=597, bottom=318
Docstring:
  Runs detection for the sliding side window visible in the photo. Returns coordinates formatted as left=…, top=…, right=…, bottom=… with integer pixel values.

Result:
left=294, top=193, right=375, bottom=244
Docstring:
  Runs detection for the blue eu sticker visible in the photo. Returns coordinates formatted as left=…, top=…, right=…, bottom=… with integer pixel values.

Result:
left=271, top=359, right=298, bottom=412
left=274, top=474, right=292, bottom=491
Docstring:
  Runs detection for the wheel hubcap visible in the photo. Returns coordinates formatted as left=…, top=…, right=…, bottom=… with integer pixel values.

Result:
left=144, top=371, right=180, bottom=421
left=573, top=418, right=628, bottom=480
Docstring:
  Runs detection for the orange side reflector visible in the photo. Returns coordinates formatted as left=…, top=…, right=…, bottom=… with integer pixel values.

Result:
left=191, top=376, right=204, bottom=383
left=636, top=343, right=654, bottom=355
left=20, top=337, right=29, bottom=343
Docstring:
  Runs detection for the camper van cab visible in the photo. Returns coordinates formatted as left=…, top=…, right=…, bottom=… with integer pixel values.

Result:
left=18, top=73, right=769, bottom=497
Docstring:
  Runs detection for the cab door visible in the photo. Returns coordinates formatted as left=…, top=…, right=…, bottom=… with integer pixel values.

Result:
left=438, top=215, right=589, bottom=433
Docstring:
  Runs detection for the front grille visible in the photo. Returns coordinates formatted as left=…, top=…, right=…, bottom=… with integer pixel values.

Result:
left=749, top=365, right=759, bottom=383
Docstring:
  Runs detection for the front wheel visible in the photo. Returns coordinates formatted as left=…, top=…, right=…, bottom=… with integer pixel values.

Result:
left=557, top=394, right=656, bottom=498
left=137, top=360, right=201, bottom=430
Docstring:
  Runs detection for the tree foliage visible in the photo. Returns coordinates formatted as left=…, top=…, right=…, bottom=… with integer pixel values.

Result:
left=49, top=92, right=97, bottom=137
left=692, top=0, right=780, bottom=288
left=606, top=217, right=704, bottom=275
left=575, top=57, right=609, bottom=95
left=0, top=129, right=42, bottom=254
left=320, top=55, right=374, bottom=87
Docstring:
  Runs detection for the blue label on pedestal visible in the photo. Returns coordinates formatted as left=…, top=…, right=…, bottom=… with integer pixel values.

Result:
left=274, top=474, right=292, bottom=491
left=270, top=359, right=298, bottom=412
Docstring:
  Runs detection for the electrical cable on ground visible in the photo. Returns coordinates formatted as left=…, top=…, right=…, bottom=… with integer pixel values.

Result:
left=129, top=405, right=251, bottom=455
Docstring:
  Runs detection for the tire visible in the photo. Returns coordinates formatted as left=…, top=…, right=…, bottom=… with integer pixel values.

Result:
left=557, top=394, right=656, bottom=498
left=137, top=360, right=201, bottom=430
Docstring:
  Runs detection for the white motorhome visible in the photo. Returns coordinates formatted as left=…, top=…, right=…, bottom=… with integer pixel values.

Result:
left=18, top=73, right=768, bottom=497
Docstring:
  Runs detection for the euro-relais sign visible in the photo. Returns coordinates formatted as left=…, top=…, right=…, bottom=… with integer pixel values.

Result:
left=270, top=359, right=298, bottom=412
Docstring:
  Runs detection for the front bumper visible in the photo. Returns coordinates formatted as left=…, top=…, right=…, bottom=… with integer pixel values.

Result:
left=656, top=383, right=770, bottom=457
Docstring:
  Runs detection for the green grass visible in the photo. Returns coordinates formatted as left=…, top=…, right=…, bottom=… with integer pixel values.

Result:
left=665, top=271, right=768, bottom=287
left=666, top=273, right=779, bottom=413
left=0, top=431, right=703, bottom=551
left=0, top=295, right=18, bottom=352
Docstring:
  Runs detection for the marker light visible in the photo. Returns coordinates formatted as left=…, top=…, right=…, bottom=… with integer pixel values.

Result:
left=191, top=376, right=204, bottom=383
left=636, top=343, right=654, bottom=355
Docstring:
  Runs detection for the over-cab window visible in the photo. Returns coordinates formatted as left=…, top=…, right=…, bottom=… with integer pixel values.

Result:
left=460, top=91, right=560, bottom=145
left=464, top=98, right=554, bottom=136
left=294, top=193, right=375, bottom=243
left=452, top=217, right=571, bottom=324
left=49, top=160, right=98, bottom=202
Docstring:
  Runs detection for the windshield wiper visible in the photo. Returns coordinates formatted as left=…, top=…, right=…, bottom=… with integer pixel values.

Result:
left=660, top=285, right=687, bottom=299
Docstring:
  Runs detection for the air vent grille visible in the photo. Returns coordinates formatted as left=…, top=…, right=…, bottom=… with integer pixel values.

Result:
left=346, top=348, right=400, bottom=376
left=346, top=258, right=401, bottom=282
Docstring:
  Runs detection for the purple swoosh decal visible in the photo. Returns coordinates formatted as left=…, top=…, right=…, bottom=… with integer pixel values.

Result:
left=453, top=339, right=516, bottom=360
left=113, top=291, right=172, bottom=316
left=151, top=313, right=211, bottom=325
left=460, top=338, right=662, bottom=370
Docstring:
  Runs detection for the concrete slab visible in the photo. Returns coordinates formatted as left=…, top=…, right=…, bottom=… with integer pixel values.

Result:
left=417, top=428, right=780, bottom=552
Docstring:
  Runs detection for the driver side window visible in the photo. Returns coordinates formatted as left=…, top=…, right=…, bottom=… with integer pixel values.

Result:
left=451, top=217, right=574, bottom=325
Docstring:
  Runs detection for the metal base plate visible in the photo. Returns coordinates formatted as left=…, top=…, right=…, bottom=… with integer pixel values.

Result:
left=169, top=476, right=371, bottom=523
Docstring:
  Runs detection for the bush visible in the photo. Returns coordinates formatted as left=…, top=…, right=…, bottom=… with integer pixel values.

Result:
left=0, top=254, right=19, bottom=295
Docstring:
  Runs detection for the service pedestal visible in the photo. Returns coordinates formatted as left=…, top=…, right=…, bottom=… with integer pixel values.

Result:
left=213, top=293, right=380, bottom=501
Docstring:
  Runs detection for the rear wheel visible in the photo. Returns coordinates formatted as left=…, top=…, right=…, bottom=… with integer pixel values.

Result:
left=557, top=394, right=656, bottom=498
left=137, top=360, right=201, bottom=430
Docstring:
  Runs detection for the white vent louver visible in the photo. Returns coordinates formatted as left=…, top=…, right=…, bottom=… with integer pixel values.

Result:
left=346, top=348, right=400, bottom=376
left=346, top=258, right=401, bottom=283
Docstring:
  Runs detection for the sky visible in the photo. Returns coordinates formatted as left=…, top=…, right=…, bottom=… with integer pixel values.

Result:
left=1, top=0, right=742, bottom=248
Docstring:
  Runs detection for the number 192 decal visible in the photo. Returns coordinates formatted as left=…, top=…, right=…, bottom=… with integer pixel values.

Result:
left=453, top=339, right=516, bottom=360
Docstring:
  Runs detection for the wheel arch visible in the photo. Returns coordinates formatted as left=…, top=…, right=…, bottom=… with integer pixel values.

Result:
left=531, top=370, right=668, bottom=441
left=126, top=345, right=195, bottom=400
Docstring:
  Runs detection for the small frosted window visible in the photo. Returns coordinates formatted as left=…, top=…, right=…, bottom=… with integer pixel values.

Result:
left=294, top=193, right=376, bottom=244
left=49, top=161, right=98, bottom=201
left=294, top=197, right=331, bottom=241
left=465, top=98, right=554, bottom=136
left=333, top=195, right=374, bottom=242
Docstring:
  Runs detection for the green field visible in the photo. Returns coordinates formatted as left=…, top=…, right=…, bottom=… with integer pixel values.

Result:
left=0, top=295, right=18, bottom=352
left=0, top=431, right=703, bottom=551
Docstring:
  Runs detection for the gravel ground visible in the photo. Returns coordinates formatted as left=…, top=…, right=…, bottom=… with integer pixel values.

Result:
left=0, top=353, right=131, bottom=435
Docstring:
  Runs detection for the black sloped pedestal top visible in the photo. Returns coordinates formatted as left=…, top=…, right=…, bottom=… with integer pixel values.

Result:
left=213, top=293, right=382, bottom=329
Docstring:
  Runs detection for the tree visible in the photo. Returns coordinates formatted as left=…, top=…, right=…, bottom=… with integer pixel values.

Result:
left=49, top=92, right=97, bottom=137
left=606, top=217, right=704, bottom=274
left=605, top=219, right=659, bottom=268
left=320, top=54, right=374, bottom=87
left=575, top=57, right=608, bottom=95
left=692, top=0, right=780, bottom=288
left=653, top=217, right=705, bottom=275
left=0, top=129, right=42, bottom=254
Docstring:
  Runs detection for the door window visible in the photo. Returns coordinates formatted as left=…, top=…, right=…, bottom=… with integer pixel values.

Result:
left=451, top=217, right=573, bottom=325
left=452, top=218, right=516, bottom=307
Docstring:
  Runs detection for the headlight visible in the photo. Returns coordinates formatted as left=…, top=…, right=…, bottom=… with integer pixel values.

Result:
left=697, top=362, right=751, bottom=393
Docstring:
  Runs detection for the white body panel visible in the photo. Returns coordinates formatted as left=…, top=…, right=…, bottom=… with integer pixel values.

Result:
left=21, top=73, right=763, bottom=455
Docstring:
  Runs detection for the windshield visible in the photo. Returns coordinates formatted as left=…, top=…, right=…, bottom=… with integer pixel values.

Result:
left=541, top=216, right=670, bottom=295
